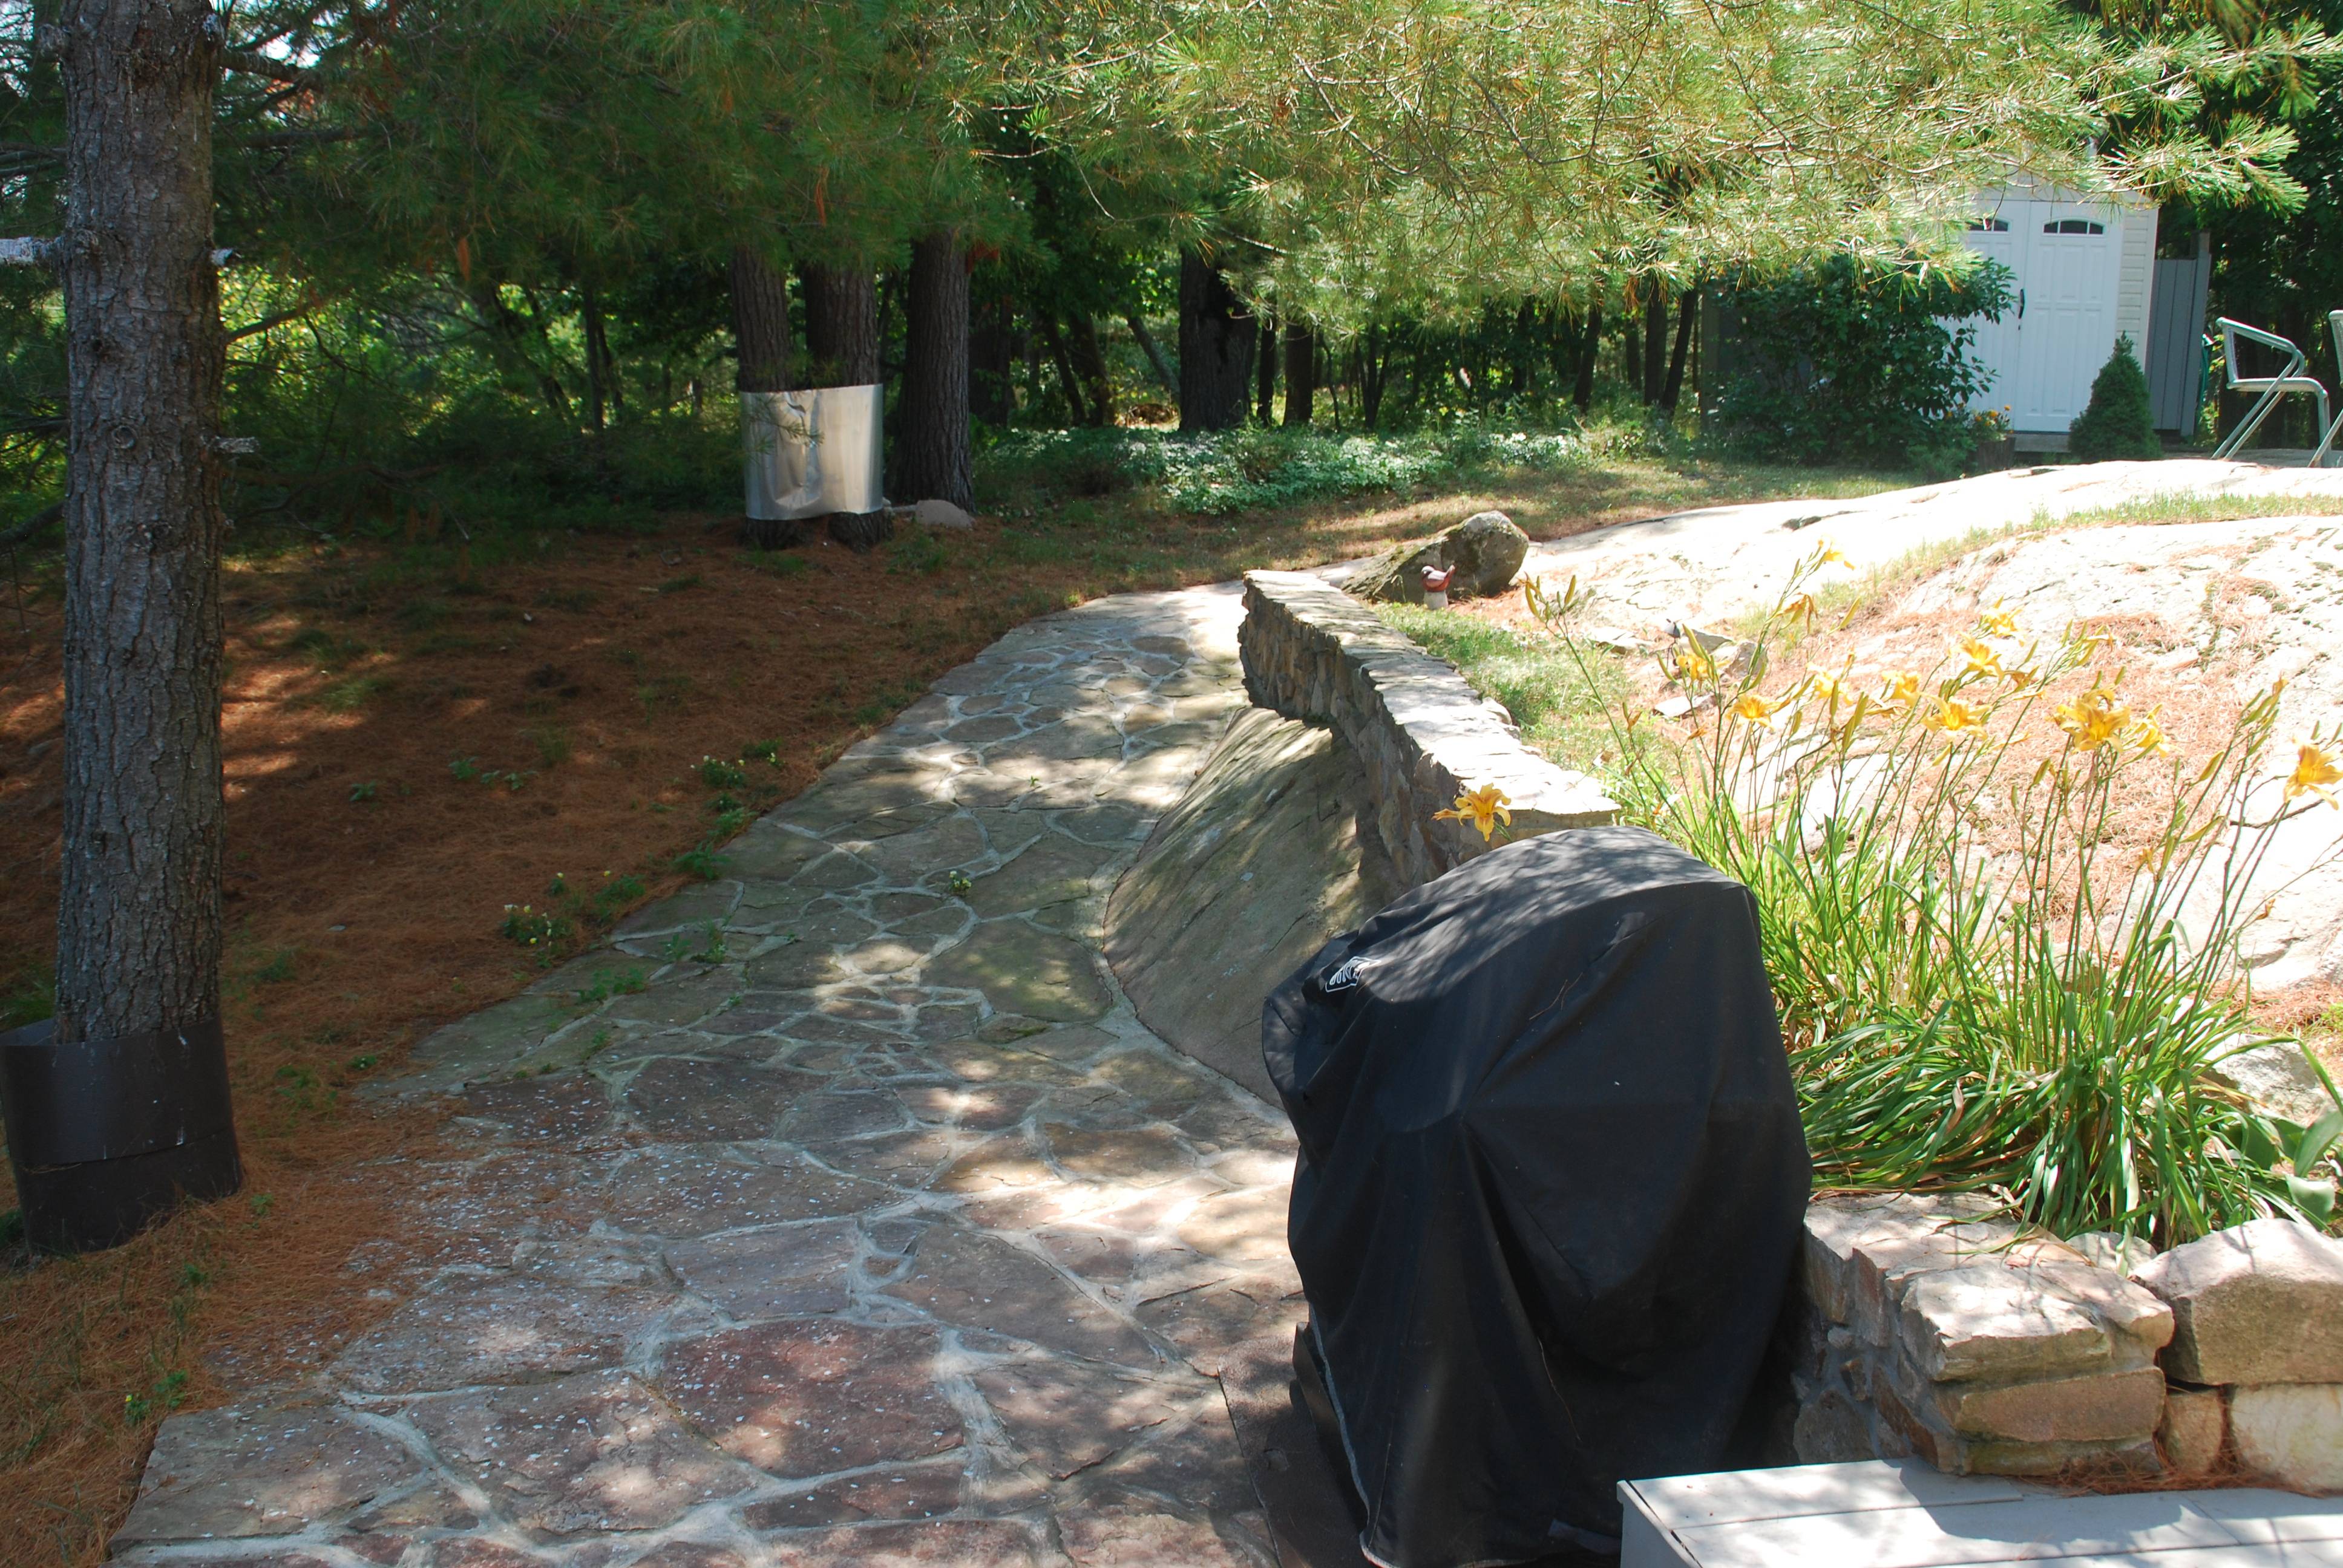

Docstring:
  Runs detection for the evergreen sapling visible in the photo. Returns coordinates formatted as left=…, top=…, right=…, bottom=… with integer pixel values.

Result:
left=2067, top=335, right=2161, bottom=461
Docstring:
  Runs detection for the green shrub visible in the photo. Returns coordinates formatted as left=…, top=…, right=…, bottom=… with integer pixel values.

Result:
left=1709, top=257, right=2011, bottom=479
left=2066, top=336, right=2161, bottom=462
left=978, top=422, right=1596, bottom=517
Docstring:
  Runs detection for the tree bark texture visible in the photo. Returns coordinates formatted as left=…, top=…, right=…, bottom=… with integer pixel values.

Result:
left=1068, top=314, right=1116, bottom=428
left=1642, top=284, right=1668, bottom=403
left=1573, top=302, right=1602, bottom=411
left=1662, top=290, right=1697, bottom=414
left=1126, top=311, right=1175, bottom=392
left=1283, top=321, right=1317, bottom=426
left=53, top=0, right=226, bottom=1047
left=730, top=244, right=792, bottom=394
left=800, top=261, right=879, bottom=386
left=1178, top=251, right=1254, bottom=432
left=1255, top=313, right=1278, bottom=425
left=1034, top=308, right=1087, bottom=425
left=895, top=229, right=972, bottom=508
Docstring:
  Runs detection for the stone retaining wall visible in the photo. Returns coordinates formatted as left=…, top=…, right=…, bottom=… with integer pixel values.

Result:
left=1238, top=570, right=1616, bottom=889
left=1792, top=1196, right=2343, bottom=1492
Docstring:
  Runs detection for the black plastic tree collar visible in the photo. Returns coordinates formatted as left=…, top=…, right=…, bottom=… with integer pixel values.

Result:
left=0, top=1016, right=235, bottom=1170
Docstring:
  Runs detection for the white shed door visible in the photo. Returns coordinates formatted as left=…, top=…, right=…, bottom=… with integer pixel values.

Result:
left=2012, top=204, right=2123, bottom=428
left=1960, top=212, right=2024, bottom=417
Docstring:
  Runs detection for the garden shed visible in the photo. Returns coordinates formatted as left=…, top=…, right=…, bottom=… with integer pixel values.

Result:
left=1958, top=183, right=2210, bottom=441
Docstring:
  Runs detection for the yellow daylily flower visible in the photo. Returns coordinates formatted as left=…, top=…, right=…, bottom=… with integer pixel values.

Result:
left=2285, top=744, right=2342, bottom=806
left=1817, top=544, right=1849, bottom=566
left=1880, top=671, right=1920, bottom=710
left=2054, top=684, right=2129, bottom=751
left=1779, top=592, right=1820, bottom=632
left=2129, top=708, right=2172, bottom=758
left=1960, top=638, right=2004, bottom=682
left=1732, top=693, right=1782, bottom=727
left=1921, top=696, right=1988, bottom=739
left=1435, top=784, right=1513, bottom=841
left=1676, top=641, right=1717, bottom=685
left=1980, top=602, right=2018, bottom=638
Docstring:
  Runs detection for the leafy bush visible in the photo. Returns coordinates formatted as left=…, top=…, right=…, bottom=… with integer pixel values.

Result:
left=2067, top=336, right=2161, bottom=462
left=980, top=422, right=1595, bottom=516
left=1709, top=258, right=2011, bottom=479
left=1448, top=559, right=2343, bottom=1243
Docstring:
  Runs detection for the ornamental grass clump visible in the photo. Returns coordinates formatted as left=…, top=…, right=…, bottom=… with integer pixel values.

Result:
left=1527, top=554, right=2343, bottom=1246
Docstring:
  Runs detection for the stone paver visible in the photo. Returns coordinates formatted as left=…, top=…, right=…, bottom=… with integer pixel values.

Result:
left=113, top=586, right=1308, bottom=1568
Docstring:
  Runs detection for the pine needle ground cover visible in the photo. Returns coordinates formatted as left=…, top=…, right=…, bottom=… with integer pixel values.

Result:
left=1389, top=521, right=2343, bottom=1249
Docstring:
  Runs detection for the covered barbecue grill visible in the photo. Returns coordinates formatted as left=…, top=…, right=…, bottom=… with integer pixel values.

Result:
left=1265, top=826, right=1810, bottom=1566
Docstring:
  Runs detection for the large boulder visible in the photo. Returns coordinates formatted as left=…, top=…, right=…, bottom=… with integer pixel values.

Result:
left=1345, top=509, right=1530, bottom=605
left=2133, top=1218, right=2343, bottom=1385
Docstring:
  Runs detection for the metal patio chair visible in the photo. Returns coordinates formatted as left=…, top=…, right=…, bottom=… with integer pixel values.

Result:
left=2212, top=317, right=2331, bottom=460
left=2316, top=310, right=2343, bottom=466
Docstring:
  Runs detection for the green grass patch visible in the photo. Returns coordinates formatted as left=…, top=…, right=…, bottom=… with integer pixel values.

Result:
left=1375, top=604, right=1640, bottom=777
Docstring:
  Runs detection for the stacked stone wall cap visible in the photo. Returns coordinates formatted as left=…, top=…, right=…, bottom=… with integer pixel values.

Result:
left=1850, top=1226, right=2085, bottom=1349
left=1897, top=1263, right=2116, bottom=1383
left=2134, top=1218, right=2343, bottom=1385
left=1803, top=1192, right=2002, bottom=1324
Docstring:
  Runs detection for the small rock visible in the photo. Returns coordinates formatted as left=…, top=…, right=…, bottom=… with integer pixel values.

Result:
left=2157, top=1385, right=2227, bottom=1476
left=2230, top=1383, right=2343, bottom=1492
left=2068, top=1231, right=2158, bottom=1276
left=1342, top=510, right=1529, bottom=604
left=2134, top=1218, right=2343, bottom=1385
left=2207, top=1040, right=2339, bottom=1127
left=915, top=497, right=975, bottom=531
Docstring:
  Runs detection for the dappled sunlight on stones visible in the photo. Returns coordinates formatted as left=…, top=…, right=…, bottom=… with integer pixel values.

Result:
left=737, top=1461, right=967, bottom=1530
left=882, top=1229, right=1157, bottom=1367
left=621, top=1059, right=818, bottom=1142
left=114, top=1405, right=425, bottom=1544
left=664, top=1220, right=859, bottom=1319
left=1058, top=1501, right=1272, bottom=1568
left=972, top=1358, right=1194, bottom=1480
left=660, top=1322, right=961, bottom=1478
left=760, top=1519, right=1043, bottom=1567
left=407, top=1371, right=754, bottom=1538
left=123, top=586, right=1308, bottom=1566
left=331, top=1270, right=680, bottom=1396
left=601, top=1148, right=894, bottom=1236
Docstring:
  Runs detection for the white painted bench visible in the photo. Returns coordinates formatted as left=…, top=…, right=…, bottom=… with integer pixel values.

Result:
left=1620, top=1459, right=2343, bottom=1567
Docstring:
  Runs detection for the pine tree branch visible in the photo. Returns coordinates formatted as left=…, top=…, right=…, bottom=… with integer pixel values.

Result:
left=223, top=49, right=318, bottom=88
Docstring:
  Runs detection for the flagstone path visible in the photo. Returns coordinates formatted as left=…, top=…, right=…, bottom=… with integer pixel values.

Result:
left=111, top=584, right=1352, bottom=1568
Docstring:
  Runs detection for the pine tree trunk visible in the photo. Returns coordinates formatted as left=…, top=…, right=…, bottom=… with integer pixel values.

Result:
left=30, top=0, right=241, bottom=1250
left=730, top=245, right=792, bottom=394
left=1643, top=284, right=1668, bottom=404
left=896, top=229, right=972, bottom=507
left=1282, top=321, right=1317, bottom=426
left=1177, top=250, right=1254, bottom=432
left=801, top=261, right=879, bottom=386
left=580, top=284, right=610, bottom=432
left=1573, top=302, right=1602, bottom=411
left=1660, top=290, right=1697, bottom=414
left=1069, top=314, right=1116, bottom=427
left=1255, top=312, right=1278, bottom=424
left=1126, top=310, right=1175, bottom=393
left=1034, top=309, right=1089, bottom=425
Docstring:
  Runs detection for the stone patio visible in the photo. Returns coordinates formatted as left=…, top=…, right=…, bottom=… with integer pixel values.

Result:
left=111, top=585, right=1359, bottom=1568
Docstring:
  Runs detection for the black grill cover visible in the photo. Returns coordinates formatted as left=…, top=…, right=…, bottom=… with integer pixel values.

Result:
left=1264, top=827, right=1810, bottom=1567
